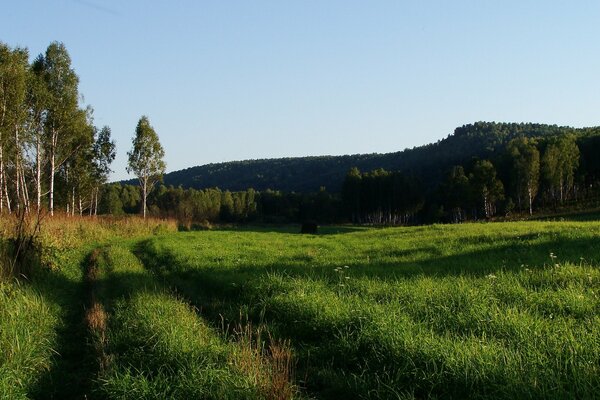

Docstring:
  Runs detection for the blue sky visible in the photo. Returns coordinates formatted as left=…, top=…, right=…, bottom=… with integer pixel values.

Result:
left=3, top=1, right=600, bottom=181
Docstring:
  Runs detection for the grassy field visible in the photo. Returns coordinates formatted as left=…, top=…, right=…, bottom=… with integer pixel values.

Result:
left=0, top=219, right=599, bottom=399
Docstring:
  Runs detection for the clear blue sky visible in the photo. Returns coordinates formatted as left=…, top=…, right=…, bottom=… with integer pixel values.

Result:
left=3, top=1, right=600, bottom=181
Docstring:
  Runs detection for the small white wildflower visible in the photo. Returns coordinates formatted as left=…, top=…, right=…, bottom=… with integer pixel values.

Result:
left=486, top=274, right=497, bottom=280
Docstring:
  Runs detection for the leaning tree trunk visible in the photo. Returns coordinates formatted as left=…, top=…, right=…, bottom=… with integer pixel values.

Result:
left=3, top=166, right=10, bottom=214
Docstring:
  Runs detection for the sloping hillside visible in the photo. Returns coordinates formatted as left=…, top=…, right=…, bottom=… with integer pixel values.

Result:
left=137, top=122, right=600, bottom=192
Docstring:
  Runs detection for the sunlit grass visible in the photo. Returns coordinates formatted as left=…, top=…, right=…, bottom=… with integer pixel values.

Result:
left=0, top=281, right=57, bottom=399
left=0, top=219, right=598, bottom=399
left=94, top=245, right=298, bottom=399
left=137, top=221, right=600, bottom=399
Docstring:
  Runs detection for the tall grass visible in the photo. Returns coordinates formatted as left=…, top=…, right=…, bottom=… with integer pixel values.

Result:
left=93, top=245, right=299, bottom=399
left=0, top=214, right=176, bottom=398
left=0, top=281, right=57, bottom=399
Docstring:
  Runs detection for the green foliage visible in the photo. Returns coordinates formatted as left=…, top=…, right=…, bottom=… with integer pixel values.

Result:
left=541, top=134, right=580, bottom=203
left=470, top=159, right=504, bottom=218
left=506, top=137, right=540, bottom=215
left=0, top=40, right=116, bottom=215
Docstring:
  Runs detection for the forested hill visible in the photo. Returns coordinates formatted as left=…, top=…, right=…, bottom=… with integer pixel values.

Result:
left=144, top=122, right=600, bottom=193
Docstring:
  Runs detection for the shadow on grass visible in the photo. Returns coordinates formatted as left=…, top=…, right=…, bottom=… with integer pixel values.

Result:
left=129, top=236, right=600, bottom=399
left=533, top=208, right=600, bottom=222
left=29, top=253, right=101, bottom=400
left=213, top=224, right=369, bottom=235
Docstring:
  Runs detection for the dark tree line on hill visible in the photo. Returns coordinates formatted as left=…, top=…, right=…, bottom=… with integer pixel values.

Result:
left=143, top=122, right=600, bottom=194
left=0, top=41, right=115, bottom=216
left=106, top=127, right=600, bottom=225
left=100, top=132, right=598, bottom=225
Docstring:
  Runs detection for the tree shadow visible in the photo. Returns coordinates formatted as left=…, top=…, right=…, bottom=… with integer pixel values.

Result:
left=127, top=236, right=600, bottom=399
left=213, top=224, right=368, bottom=235
left=28, top=253, right=101, bottom=400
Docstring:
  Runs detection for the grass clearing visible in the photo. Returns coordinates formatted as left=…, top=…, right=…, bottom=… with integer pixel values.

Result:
left=136, top=221, right=600, bottom=399
left=0, top=218, right=598, bottom=399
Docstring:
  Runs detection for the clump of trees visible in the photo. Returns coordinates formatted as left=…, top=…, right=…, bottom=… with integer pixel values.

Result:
left=342, top=168, right=423, bottom=224
left=0, top=41, right=115, bottom=216
left=99, top=184, right=340, bottom=225
left=432, top=134, right=582, bottom=222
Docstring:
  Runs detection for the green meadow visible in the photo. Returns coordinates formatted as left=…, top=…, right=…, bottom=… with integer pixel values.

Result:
left=1, top=219, right=599, bottom=399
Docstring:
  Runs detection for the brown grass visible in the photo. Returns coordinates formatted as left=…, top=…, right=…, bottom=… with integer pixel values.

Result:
left=84, top=247, right=111, bottom=371
left=86, top=302, right=107, bottom=335
left=232, top=321, right=297, bottom=400
left=0, top=213, right=177, bottom=272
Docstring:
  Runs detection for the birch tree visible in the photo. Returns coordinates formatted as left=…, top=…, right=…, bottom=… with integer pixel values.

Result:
left=542, top=135, right=579, bottom=204
left=40, top=42, right=80, bottom=216
left=0, top=43, right=29, bottom=213
left=507, top=137, right=540, bottom=215
left=127, top=116, right=165, bottom=218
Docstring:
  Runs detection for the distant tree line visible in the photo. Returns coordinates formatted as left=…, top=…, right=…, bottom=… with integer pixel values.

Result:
left=99, top=184, right=340, bottom=224
left=99, top=125, right=600, bottom=225
left=341, top=168, right=423, bottom=224
left=0, top=41, right=115, bottom=216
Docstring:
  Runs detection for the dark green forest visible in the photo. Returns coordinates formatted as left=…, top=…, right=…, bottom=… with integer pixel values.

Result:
left=111, top=122, right=600, bottom=225
left=129, top=122, right=600, bottom=193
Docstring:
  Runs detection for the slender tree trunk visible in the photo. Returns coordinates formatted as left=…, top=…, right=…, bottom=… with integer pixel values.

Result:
left=0, top=99, right=5, bottom=213
left=89, top=189, right=93, bottom=216
left=3, top=168, right=10, bottom=213
left=20, top=166, right=29, bottom=214
left=36, top=137, right=42, bottom=212
left=0, top=144, right=4, bottom=214
left=71, top=187, right=75, bottom=217
left=49, top=149, right=55, bottom=216
left=94, top=187, right=98, bottom=216
left=79, top=195, right=82, bottom=216
left=49, top=128, right=59, bottom=217
left=528, top=186, right=533, bottom=216
left=559, top=176, right=564, bottom=203
left=142, top=179, right=147, bottom=219
left=15, top=128, right=20, bottom=211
